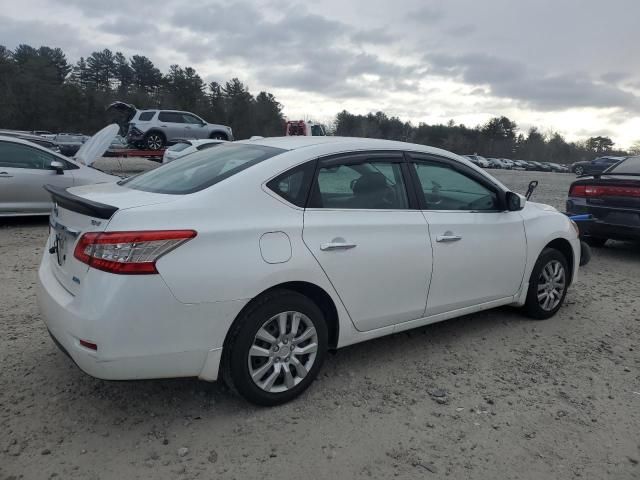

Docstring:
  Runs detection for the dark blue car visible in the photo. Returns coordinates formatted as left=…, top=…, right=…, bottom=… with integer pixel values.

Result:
left=571, top=156, right=625, bottom=176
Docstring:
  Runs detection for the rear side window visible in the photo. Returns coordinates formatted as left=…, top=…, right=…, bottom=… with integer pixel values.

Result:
left=309, top=161, right=409, bottom=209
left=266, top=161, right=316, bottom=207
left=609, top=156, right=640, bottom=174
left=158, top=112, right=181, bottom=123
left=138, top=111, right=156, bottom=121
left=120, top=143, right=285, bottom=194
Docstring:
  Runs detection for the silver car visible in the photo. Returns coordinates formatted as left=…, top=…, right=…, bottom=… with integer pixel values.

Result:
left=107, top=102, right=233, bottom=150
left=0, top=129, right=119, bottom=216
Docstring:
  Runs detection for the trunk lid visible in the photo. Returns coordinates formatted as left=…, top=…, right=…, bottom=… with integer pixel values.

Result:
left=44, top=182, right=179, bottom=295
left=74, top=124, right=119, bottom=166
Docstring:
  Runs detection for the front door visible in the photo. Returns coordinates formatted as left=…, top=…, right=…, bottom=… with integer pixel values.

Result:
left=408, top=155, right=526, bottom=316
left=0, top=141, right=74, bottom=215
left=302, top=153, right=432, bottom=332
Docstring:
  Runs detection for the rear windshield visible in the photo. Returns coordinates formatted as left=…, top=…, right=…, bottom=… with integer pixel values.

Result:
left=168, top=142, right=191, bottom=152
left=119, top=143, right=285, bottom=194
left=608, top=156, right=640, bottom=174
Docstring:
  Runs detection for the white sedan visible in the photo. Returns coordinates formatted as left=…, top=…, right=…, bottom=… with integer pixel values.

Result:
left=37, top=137, right=581, bottom=405
left=162, top=139, right=226, bottom=163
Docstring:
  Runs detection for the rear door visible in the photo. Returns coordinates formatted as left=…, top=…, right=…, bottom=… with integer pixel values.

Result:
left=302, top=152, right=432, bottom=331
left=158, top=112, right=184, bottom=142
left=408, top=153, right=526, bottom=315
left=0, top=140, right=75, bottom=215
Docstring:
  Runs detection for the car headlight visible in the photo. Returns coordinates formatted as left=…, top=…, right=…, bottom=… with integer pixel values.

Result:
left=570, top=220, right=580, bottom=236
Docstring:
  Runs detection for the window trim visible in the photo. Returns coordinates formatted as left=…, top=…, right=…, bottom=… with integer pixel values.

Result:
left=405, top=152, right=507, bottom=212
left=307, top=151, right=417, bottom=211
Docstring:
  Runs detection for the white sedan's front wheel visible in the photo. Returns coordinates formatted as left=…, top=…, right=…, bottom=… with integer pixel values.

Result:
left=524, top=248, right=569, bottom=319
left=224, top=290, right=328, bottom=405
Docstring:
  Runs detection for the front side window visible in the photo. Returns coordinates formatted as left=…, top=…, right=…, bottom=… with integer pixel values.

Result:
left=120, top=143, right=285, bottom=194
left=158, top=112, right=181, bottom=123
left=182, top=114, right=203, bottom=125
left=310, top=161, right=409, bottom=209
left=412, top=162, right=499, bottom=211
left=0, top=141, right=59, bottom=170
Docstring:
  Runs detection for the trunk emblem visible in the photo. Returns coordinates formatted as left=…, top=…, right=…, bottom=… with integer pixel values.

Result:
left=54, top=233, right=66, bottom=266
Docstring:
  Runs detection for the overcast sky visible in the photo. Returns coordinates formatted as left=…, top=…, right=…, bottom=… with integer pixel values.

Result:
left=1, top=0, right=639, bottom=147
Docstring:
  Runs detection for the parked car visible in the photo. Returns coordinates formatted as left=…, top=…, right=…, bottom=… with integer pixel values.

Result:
left=571, top=156, right=625, bottom=176
left=512, top=160, right=531, bottom=170
left=567, top=155, right=640, bottom=245
left=106, top=102, right=233, bottom=150
left=485, top=158, right=504, bottom=169
left=0, top=125, right=119, bottom=216
left=528, top=161, right=552, bottom=172
left=162, top=139, right=226, bottom=163
left=32, top=130, right=57, bottom=140
left=54, top=133, right=90, bottom=157
left=547, top=163, right=569, bottom=173
left=0, top=130, right=61, bottom=153
left=37, top=136, right=582, bottom=405
left=501, top=159, right=516, bottom=169
left=464, top=154, right=490, bottom=168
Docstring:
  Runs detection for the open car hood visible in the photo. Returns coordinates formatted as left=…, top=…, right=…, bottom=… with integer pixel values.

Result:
left=74, top=124, right=119, bottom=166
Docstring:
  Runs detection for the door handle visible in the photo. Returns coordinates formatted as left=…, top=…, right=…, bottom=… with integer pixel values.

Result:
left=0, top=172, right=13, bottom=178
left=436, top=234, right=462, bottom=242
left=320, top=242, right=357, bottom=251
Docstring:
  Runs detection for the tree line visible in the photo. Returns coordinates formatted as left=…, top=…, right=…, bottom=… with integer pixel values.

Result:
left=0, top=44, right=631, bottom=162
left=333, top=111, right=629, bottom=164
left=0, top=44, right=285, bottom=139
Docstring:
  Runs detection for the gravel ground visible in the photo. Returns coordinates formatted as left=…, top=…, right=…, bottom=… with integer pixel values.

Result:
left=1, top=168, right=639, bottom=480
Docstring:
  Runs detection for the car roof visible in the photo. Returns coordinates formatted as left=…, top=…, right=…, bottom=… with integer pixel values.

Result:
left=236, top=135, right=458, bottom=155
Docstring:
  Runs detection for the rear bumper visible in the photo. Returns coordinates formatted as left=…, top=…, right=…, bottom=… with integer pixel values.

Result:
left=37, top=253, right=247, bottom=381
left=567, top=199, right=640, bottom=240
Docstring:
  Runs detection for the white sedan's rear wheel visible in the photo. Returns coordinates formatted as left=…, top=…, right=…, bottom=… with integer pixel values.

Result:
left=224, top=290, right=328, bottom=405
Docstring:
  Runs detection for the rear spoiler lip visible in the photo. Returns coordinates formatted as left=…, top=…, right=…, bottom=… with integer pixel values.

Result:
left=44, top=184, right=118, bottom=220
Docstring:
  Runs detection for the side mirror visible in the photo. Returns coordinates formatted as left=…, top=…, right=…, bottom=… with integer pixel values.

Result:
left=49, top=161, right=64, bottom=175
left=506, top=191, right=525, bottom=211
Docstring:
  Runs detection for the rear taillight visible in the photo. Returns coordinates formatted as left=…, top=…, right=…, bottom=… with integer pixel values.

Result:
left=570, top=184, right=640, bottom=198
left=74, top=230, right=197, bottom=274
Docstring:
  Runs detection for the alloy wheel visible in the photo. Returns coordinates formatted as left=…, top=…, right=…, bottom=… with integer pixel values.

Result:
left=575, top=166, right=584, bottom=176
left=248, top=311, right=318, bottom=393
left=147, top=134, right=163, bottom=150
left=537, top=260, right=566, bottom=311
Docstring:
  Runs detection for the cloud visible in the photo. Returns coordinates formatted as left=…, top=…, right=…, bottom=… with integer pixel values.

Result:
left=426, top=52, right=640, bottom=113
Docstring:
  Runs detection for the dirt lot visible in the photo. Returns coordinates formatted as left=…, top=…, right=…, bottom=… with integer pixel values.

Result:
left=1, top=167, right=639, bottom=480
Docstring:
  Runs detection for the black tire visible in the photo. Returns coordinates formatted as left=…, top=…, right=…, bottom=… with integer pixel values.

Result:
left=524, top=248, right=570, bottom=320
left=210, top=132, right=228, bottom=140
left=584, top=236, right=607, bottom=247
left=144, top=131, right=165, bottom=150
left=223, top=289, right=328, bottom=406
left=574, top=166, right=584, bottom=176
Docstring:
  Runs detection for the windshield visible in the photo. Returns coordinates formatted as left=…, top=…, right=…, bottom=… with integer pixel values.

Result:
left=119, top=143, right=285, bottom=194
left=607, top=156, right=640, bottom=174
